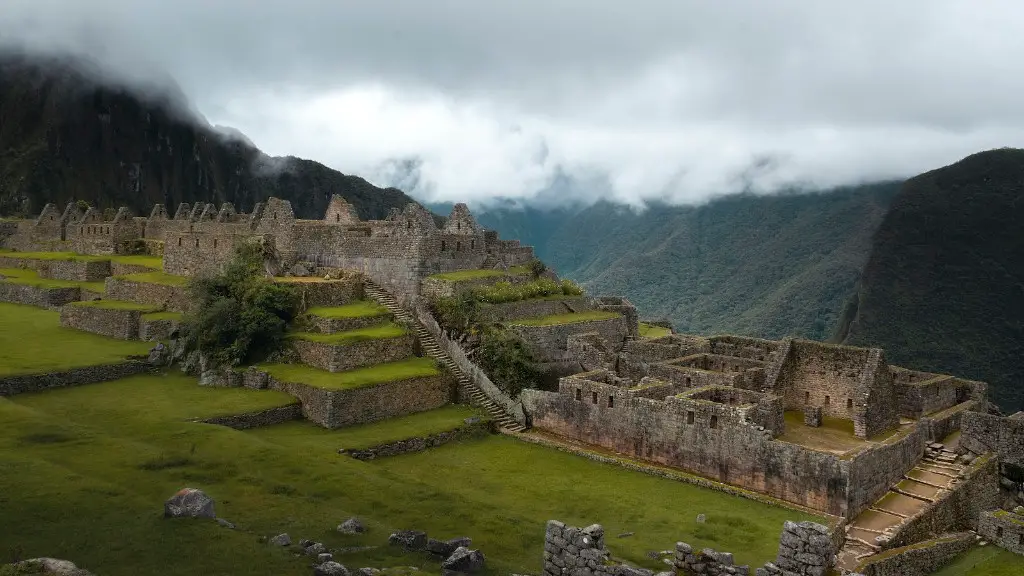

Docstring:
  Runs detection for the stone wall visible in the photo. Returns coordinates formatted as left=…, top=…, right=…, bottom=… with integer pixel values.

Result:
left=846, top=423, right=926, bottom=518
left=199, top=404, right=303, bottom=430
left=420, top=273, right=535, bottom=300
left=962, top=411, right=1024, bottom=466
left=37, top=259, right=111, bottom=282
left=923, top=401, right=975, bottom=443
left=104, top=277, right=189, bottom=311
left=886, top=453, right=1002, bottom=548
left=60, top=303, right=143, bottom=340
left=268, top=373, right=455, bottom=429
left=896, top=375, right=976, bottom=419
left=675, top=542, right=751, bottom=575
left=476, top=297, right=590, bottom=323
left=292, top=334, right=415, bottom=372
left=139, top=316, right=180, bottom=341
left=523, top=377, right=851, bottom=515
left=543, top=521, right=623, bottom=576
left=0, top=361, right=150, bottom=396
left=978, top=510, right=1024, bottom=555
left=511, top=316, right=629, bottom=362
left=284, top=277, right=364, bottom=309
left=759, top=520, right=837, bottom=576
left=709, top=335, right=780, bottom=361
left=0, top=282, right=82, bottom=308
left=309, top=313, right=388, bottom=333
left=344, top=419, right=492, bottom=460
left=854, top=532, right=974, bottom=576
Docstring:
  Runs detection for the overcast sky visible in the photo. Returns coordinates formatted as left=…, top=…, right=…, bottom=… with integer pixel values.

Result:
left=2, top=1, right=1023, bottom=207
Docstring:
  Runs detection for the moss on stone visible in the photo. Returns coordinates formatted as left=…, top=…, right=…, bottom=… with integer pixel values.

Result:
left=141, top=311, right=183, bottom=321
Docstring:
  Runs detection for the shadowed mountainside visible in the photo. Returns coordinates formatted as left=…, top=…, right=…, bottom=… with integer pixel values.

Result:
left=0, top=53, right=419, bottom=219
left=836, top=148, right=1024, bottom=412
left=465, top=184, right=899, bottom=342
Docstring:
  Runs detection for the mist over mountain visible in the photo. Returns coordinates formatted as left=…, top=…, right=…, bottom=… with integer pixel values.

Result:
left=0, top=52, right=421, bottom=219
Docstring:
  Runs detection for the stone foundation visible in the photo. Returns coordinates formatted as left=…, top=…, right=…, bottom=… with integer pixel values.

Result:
left=60, top=304, right=144, bottom=340
left=199, top=404, right=303, bottom=430
left=293, top=334, right=415, bottom=372
left=0, top=282, right=82, bottom=308
left=0, top=361, right=151, bottom=396
left=267, top=372, right=455, bottom=429
left=104, top=277, right=189, bottom=311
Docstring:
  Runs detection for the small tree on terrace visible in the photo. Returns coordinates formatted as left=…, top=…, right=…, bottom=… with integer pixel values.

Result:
left=178, top=242, right=299, bottom=366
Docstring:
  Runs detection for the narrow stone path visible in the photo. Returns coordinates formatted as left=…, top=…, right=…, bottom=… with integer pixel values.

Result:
left=836, top=440, right=967, bottom=573
left=362, top=280, right=526, bottom=432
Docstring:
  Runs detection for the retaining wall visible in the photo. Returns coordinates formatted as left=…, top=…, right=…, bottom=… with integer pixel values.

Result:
left=60, top=304, right=142, bottom=340
left=0, top=361, right=151, bottom=396
left=199, top=404, right=303, bottom=430
left=0, top=283, right=82, bottom=308
left=855, top=533, right=975, bottom=576
left=344, top=419, right=492, bottom=459
left=292, top=334, right=415, bottom=372
left=104, top=277, right=188, bottom=311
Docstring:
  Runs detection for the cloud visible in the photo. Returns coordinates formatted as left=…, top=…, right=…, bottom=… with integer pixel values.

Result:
left=2, top=0, right=1024, bottom=206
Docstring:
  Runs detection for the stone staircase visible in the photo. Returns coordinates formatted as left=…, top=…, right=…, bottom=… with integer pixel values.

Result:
left=362, top=280, right=526, bottom=432
left=836, top=441, right=967, bottom=573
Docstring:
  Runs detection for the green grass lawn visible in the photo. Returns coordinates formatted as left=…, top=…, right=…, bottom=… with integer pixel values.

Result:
left=115, top=271, right=188, bottom=287
left=0, top=302, right=152, bottom=376
left=0, top=371, right=820, bottom=575
left=0, top=250, right=108, bottom=262
left=259, top=357, right=440, bottom=391
left=249, top=405, right=482, bottom=451
left=933, top=545, right=1024, bottom=575
left=0, top=267, right=106, bottom=293
left=68, top=299, right=160, bottom=312
left=306, top=301, right=389, bottom=319
left=428, top=266, right=529, bottom=282
left=291, top=323, right=408, bottom=346
left=638, top=322, right=672, bottom=338
left=511, top=310, right=621, bottom=327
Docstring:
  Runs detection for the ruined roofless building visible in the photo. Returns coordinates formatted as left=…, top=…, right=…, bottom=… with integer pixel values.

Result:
left=0, top=196, right=535, bottom=302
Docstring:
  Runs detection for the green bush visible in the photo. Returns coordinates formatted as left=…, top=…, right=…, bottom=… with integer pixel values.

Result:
left=432, top=293, right=479, bottom=331
left=178, top=243, right=299, bottom=365
left=476, top=327, right=541, bottom=398
left=471, top=278, right=584, bottom=304
left=528, top=258, right=548, bottom=279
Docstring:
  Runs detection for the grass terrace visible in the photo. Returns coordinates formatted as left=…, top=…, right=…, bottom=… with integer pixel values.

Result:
left=249, top=405, right=482, bottom=451
left=0, top=250, right=109, bottom=262
left=511, top=310, right=621, bottom=327
left=115, top=271, right=188, bottom=287
left=0, top=302, right=152, bottom=376
left=110, top=254, right=164, bottom=269
left=306, top=300, right=389, bottom=319
left=428, top=265, right=529, bottom=281
left=638, top=322, right=672, bottom=338
left=291, top=323, right=407, bottom=345
left=934, top=546, right=1024, bottom=576
left=0, top=267, right=105, bottom=293
left=68, top=299, right=161, bottom=312
left=259, top=357, right=440, bottom=391
left=142, top=311, right=184, bottom=322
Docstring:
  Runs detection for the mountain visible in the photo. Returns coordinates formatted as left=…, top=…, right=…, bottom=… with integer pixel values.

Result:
left=469, top=184, right=899, bottom=341
left=836, top=149, right=1024, bottom=412
left=0, top=52, right=419, bottom=219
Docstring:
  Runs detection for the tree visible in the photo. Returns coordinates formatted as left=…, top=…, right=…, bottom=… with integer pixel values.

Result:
left=178, top=242, right=299, bottom=366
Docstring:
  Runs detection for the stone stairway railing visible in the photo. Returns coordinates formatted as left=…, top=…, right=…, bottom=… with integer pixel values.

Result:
left=362, top=280, right=527, bottom=432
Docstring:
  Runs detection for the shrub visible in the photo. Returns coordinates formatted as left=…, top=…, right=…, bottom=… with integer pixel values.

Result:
left=528, top=258, right=548, bottom=279
left=432, top=293, right=479, bottom=331
left=178, top=243, right=299, bottom=366
left=471, top=278, right=585, bottom=304
left=476, top=327, right=541, bottom=398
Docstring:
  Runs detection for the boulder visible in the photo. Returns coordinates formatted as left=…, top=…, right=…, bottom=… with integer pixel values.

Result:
left=338, top=517, right=366, bottom=534
left=389, top=529, right=427, bottom=550
left=163, top=488, right=215, bottom=518
left=305, top=542, right=327, bottom=556
left=696, top=514, right=706, bottom=524
left=357, top=569, right=380, bottom=576
left=290, top=262, right=311, bottom=277
left=216, top=518, right=236, bottom=529
left=270, top=533, right=292, bottom=546
left=442, top=547, right=486, bottom=573
left=147, top=342, right=169, bottom=366
left=314, top=562, right=350, bottom=576
left=10, top=558, right=95, bottom=576
left=317, top=553, right=333, bottom=564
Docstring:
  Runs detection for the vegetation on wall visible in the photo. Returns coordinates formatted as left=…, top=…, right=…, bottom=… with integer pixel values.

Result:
left=178, top=242, right=299, bottom=366
left=474, top=327, right=542, bottom=398
left=473, top=278, right=583, bottom=304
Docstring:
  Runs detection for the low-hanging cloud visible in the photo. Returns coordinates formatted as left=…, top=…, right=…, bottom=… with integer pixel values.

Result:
left=2, top=0, right=1024, bottom=207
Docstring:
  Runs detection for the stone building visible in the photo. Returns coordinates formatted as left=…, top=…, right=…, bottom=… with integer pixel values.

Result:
left=1, top=196, right=535, bottom=302
left=522, top=333, right=987, bottom=517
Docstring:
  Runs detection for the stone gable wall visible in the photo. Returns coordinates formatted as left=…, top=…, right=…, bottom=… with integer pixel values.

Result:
left=523, top=378, right=851, bottom=515
left=978, top=511, right=1024, bottom=555
left=292, top=334, right=415, bottom=373
left=60, top=304, right=142, bottom=340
